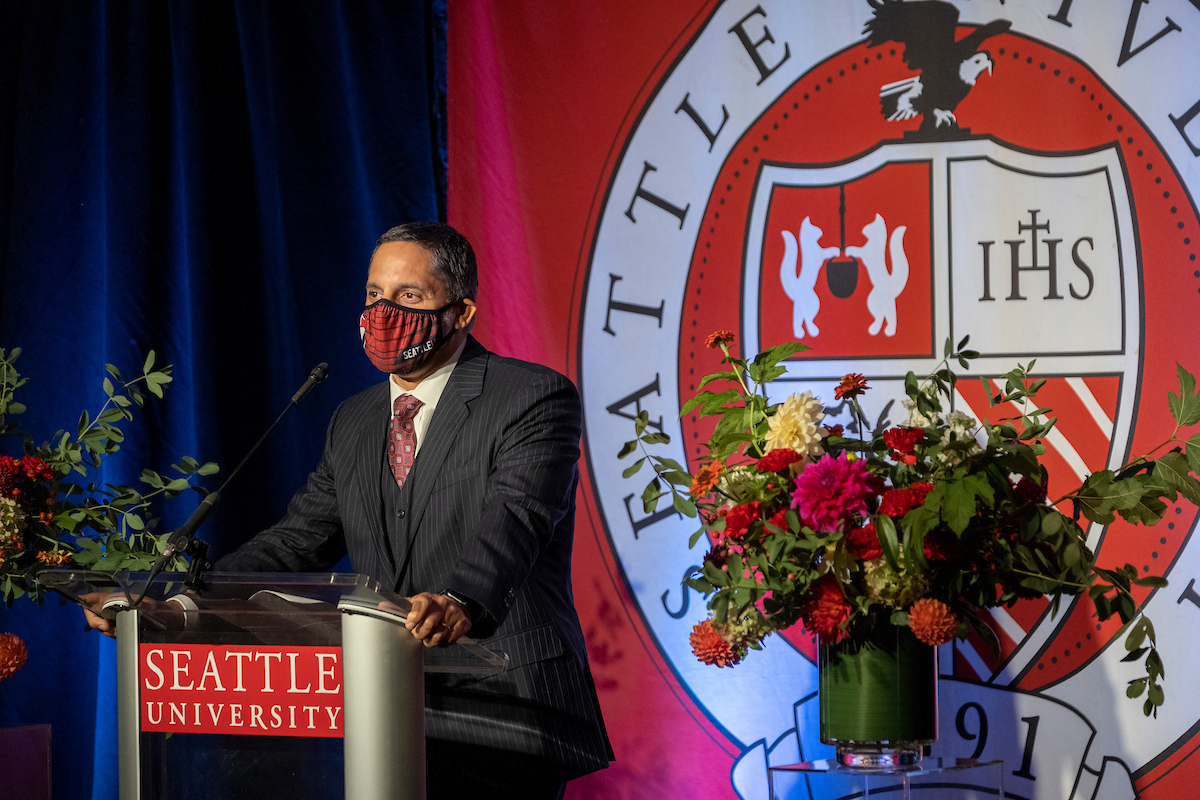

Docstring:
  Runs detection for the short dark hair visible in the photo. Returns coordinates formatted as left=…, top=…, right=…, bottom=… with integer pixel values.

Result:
left=374, top=222, right=479, bottom=302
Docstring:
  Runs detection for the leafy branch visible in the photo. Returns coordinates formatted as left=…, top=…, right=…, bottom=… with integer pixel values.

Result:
left=0, top=347, right=218, bottom=603
left=1060, top=365, right=1200, bottom=528
left=908, top=335, right=982, bottom=414
left=617, top=410, right=697, bottom=521
left=1089, top=563, right=1169, bottom=717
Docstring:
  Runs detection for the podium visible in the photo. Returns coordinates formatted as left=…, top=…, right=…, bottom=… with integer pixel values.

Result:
left=39, top=570, right=509, bottom=800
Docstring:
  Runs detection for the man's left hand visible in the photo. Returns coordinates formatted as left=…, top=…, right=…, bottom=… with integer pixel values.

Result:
left=404, top=592, right=472, bottom=647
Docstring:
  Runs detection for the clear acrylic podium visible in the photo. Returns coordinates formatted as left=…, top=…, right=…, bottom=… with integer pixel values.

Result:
left=40, top=570, right=509, bottom=800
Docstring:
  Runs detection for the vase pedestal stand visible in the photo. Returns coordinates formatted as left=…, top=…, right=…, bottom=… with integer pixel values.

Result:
left=766, top=757, right=1004, bottom=800
left=831, top=742, right=922, bottom=769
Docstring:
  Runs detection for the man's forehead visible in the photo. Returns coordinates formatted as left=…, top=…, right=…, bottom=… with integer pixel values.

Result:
left=366, top=241, right=440, bottom=285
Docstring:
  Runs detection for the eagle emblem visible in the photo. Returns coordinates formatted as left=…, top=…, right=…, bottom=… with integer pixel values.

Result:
left=865, top=0, right=1011, bottom=134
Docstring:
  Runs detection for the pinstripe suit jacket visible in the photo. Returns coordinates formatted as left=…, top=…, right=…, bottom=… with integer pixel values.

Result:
left=216, top=337, right=611, bottom=779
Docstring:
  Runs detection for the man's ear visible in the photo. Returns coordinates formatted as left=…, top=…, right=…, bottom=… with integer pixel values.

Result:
left=455, top=298, right=477, bottom=331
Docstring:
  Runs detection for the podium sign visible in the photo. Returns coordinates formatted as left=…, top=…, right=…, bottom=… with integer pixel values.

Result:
left=40, top=570, right=507, bottom=800
left=138, top=643, right=345, bottom=737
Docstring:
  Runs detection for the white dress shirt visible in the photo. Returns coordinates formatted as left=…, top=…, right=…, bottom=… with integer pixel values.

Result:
left=387, top=338, right=467, bottom=457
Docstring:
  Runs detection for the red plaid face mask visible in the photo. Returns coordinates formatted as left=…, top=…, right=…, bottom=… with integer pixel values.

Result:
left=359, top=298, right=456, bottom=375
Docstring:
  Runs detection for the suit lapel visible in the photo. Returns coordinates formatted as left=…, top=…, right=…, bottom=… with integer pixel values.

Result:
left=351, top=383, right=396, bottom=586
left=393, top=338, right=488, bottom=589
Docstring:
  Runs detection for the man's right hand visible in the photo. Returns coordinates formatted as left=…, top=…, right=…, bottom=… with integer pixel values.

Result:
left=403, top=592, right=473, bottom=648
left=81, top=592, right=121, bottom=638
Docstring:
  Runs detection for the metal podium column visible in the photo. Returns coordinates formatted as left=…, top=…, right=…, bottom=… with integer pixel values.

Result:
left=342, top=610, right=426, bottom=800
left=116, top=607, right=142, bottom=800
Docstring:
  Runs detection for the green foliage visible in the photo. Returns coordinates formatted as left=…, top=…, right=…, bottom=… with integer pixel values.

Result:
left=1119, top=615, right=1167, bottom=717
left=0, top=347, right=218, bottom=604
left=1169, top=363, right=1200, bottom=427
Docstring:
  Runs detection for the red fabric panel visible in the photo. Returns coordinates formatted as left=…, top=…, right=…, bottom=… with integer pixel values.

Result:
left=448, top=0, right=717, bottom=372
left=449, top=4, right=741, bottom=798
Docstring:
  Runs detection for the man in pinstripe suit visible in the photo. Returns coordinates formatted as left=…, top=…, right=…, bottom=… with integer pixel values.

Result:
left=215, top=222, right=612, bottom=798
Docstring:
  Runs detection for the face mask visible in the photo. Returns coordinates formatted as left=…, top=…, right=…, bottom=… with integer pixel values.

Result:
left=359, top=299, right=457, bottom=375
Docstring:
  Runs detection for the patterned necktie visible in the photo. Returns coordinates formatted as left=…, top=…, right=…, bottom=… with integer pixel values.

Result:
left=388, top=394, right=424, bottom=489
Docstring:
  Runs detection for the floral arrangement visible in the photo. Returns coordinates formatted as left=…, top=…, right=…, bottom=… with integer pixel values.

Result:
left=621, top=332, right=1200, bottom=716
left=0, top=632, right=27, bottom=682
left=0, top=347, right=217, bottom=604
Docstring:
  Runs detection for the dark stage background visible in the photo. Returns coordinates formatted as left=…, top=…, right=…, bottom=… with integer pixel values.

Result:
left=0, top=2, right=447, bottom=797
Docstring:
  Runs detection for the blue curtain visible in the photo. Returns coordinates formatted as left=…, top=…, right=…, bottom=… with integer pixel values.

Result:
left=0, top=2, right=446, bottom=797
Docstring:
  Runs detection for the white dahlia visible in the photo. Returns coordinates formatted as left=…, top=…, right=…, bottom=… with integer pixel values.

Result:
left=764, top=391, right=826, bottom=461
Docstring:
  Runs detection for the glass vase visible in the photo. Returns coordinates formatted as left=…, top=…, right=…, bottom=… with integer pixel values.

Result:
left=818, top=614, right=938, bottom=768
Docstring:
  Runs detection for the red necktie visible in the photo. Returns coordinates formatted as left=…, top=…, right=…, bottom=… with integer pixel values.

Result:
left=388, top=394, right=424, bottom=489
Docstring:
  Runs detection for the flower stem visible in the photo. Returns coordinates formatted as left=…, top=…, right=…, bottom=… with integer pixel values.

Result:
left=851, top=396, right=870, bottom=437
left=720, top=342, right=767, bottom=458
left=1008, top=567, right=1091, bottom=590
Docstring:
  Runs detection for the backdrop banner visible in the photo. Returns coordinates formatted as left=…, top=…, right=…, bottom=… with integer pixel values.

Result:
left=0, top=3, right=445, bottom=798
left=449, top=1, right=1200, bottom=798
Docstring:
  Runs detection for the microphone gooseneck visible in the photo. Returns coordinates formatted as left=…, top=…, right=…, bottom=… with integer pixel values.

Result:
left=133, top=361, right=330, bottom=601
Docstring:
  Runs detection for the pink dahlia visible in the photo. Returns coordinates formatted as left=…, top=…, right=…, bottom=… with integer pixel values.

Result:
left=791, top=453, right=879, bottom=532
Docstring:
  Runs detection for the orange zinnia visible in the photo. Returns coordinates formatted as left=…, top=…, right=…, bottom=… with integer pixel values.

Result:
left=834, top=373, right=869, bottom=400
left=704, top=330, right=735, bottom=349
left=690, top=460, right=724, bottom=497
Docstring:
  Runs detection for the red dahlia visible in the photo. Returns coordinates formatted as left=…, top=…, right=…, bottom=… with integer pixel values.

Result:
left=724, top=501, right=762, bottom=540
left=847, top=524, right=883, bottom=560
left=883, top=426, right=924, bottom=463
left=799, top=574, right=852, bottom=643
left=756, top=448, right=802, bottom=473
left=1015, top=474, right=1048, bottom=505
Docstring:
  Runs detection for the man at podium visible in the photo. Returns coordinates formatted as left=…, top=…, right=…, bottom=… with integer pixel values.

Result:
left=89, top=222, right=611, bottom=799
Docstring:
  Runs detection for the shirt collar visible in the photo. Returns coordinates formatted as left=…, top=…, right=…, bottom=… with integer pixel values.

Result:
left=388, top=337, right=467, bottom=409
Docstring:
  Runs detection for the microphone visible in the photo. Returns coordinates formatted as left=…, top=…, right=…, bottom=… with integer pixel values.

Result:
left=291, top=362, right=329, bottom=404
left=135, top=362, right=330, bottom=598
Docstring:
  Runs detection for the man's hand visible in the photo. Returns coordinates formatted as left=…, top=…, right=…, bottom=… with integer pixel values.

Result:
left=81, top=592, right=122, bottom=638
left=404, top=592, right=472, bottom=648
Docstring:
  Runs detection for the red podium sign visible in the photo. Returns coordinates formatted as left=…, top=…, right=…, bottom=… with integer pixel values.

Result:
left=139, top=644, right=344, bottom=738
